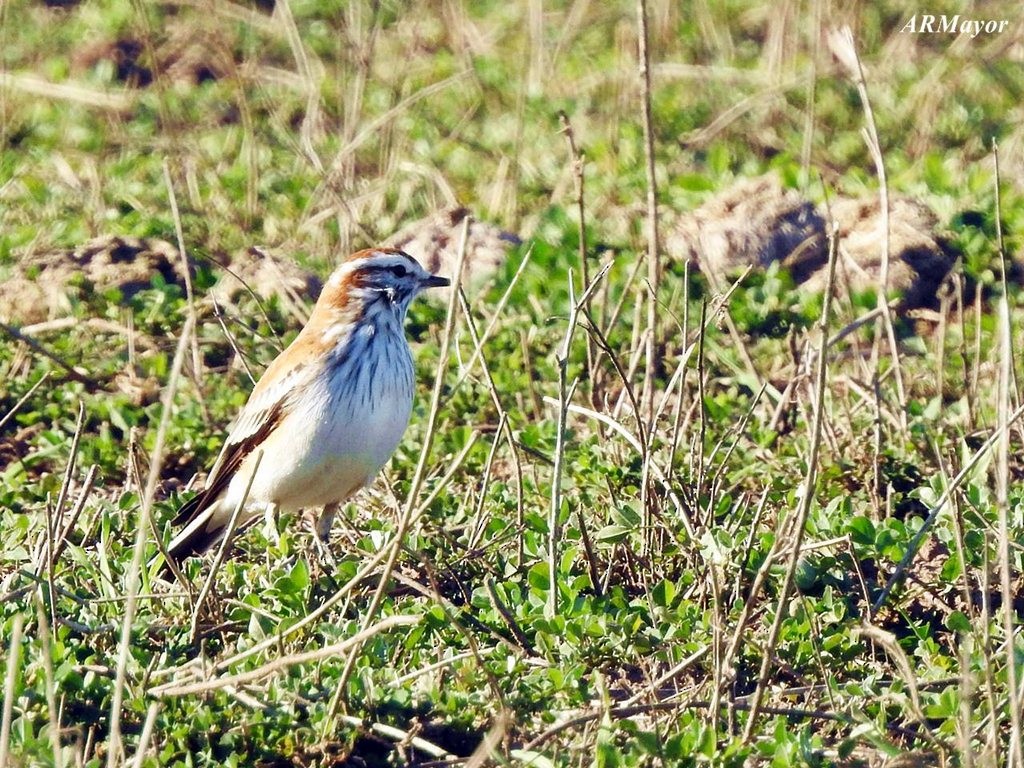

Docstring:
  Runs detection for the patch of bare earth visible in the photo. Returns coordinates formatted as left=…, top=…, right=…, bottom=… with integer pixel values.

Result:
left=0, top=207, right=521, bottom=326
left=386, top=206, right=521, bottom=301
left=0, top=236, right=322, bottom=325
left=664, top=174, right=958, bottom=311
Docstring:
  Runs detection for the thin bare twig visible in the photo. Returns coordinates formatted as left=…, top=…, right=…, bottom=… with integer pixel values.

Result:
left=0, top=371, right=50, bottom=433
left=993, top=138, right=1023, bottom=767
left=449, top=244, right=533, bottom=395
left=454, top=288, right=526, bottom=564
left=549, top=264, right=612, bottom=617
left=52, top=464, right=98, bottom=565
left=50, top=402, right=86, bottom=551
left=547, top=398, right=693, bottom=540
left=558, top=111, right=595, bottom=385
left=163, top=159, right=204, bottom=386
left=871, top=399, right=1024, bottom=615
left=32, top=400, right=85, bottom=630
left=337, top=712, right=453, bottom=760
left=0, top=321, right=97, bottom=388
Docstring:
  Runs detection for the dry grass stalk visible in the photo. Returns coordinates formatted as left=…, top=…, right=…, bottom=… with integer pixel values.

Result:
left=636, top=0, right=661, bottom=421
left=799, top=0, right=821, bottom=185
left=980, top=542, right=1001, bottom=760
left=50, top=401, right=85, bottom=536
left=994, top=187, right=1023, bottom=766
left=466, top=410, right=505, bottom=552
left=871, top=396, right=1024, bottom=615
left=987, top=134, right=1019, bottom=765
left=0, top=0, right=7, bottom=154
left=992, top=140, right=1018, bottom=402
left=959, top=637, right=975, bottom=768
left=450, top=244, right=533, bottom=394
left=154, top=615, right=421, bottom=697
left=339, top=2, right=381, bottom=194
left=0, top=321, right=96, bottom=388
left=275, top=0, right=325, bottom=172
left=188, top=450, right=264, bottom=643
left=337, top=712, right=452, bottom=760
left=464, top=711, right=510, bottom=768
left=855, top=624, right=944, bottom=749
left=0, top=614, right=24, bottom=767
left=33, top=596, right=62, bottom=767
left=0, top=72, right=133, bottom=110
left=827, top=26, right=908, bottom=437
left=51, top=464, right=98, bottom=565
left=38, top=402, right=86, bottom=631
left=163, top=159, right=203, bottom=386
left=105, top=314, right=195, bottom=768
left=326, top=215, right=470, bottom=725
left=622, top=645, right=711, bottom=707
left=552, top=398, right=693, bottom=541
left=129, top=701, right=161, bottom=768
left=0, top=371, right=50, bottom=434
left=558, top=111, right=595, bottom=379
left=456, top=289, right=526, bottom=565
left=741, top=223, right=839, bottom=742
left=932, top=446, right=976, bottom=623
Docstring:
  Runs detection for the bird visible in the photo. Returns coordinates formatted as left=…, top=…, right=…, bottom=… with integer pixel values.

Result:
left=163, top=247, right=449, bottom=570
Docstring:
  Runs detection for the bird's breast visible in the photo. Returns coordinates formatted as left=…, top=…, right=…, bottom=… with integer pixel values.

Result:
left=228, top=326, right=416, bottom=512
left=284, top=333, right=414, bottom=506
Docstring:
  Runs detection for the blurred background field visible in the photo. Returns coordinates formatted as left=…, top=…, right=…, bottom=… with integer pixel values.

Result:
left=2, top=1, right=1024, bottom=766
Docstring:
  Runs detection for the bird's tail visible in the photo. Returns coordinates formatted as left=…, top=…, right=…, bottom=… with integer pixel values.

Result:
left=160, top=496, right=227, bottom=575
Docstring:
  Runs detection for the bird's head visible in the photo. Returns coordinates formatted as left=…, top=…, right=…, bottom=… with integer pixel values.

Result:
left=319, top=248, right=450, bottom=319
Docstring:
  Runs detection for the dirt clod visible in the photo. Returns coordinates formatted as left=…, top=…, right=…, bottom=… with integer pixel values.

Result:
left=665, top=175, right=827, bottom=283
left=666, top=174, right=958, bottom=310
left=386, top=206, right=521, bottom=299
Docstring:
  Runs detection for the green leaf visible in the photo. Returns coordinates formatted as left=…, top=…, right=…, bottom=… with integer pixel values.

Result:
left=509, top=750, right=556, bottom=768
left=945, top=611, right=971, bottom=633
left=528, top=563, right=550, bottom=592
left=652, top=579, right=676, bottom=608
left=848, top=516, right=875, bottom=545
left=595, top=524, right=631, bottom=544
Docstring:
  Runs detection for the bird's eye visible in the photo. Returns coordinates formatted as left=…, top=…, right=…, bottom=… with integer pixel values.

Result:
left=388, top=265, right=409, bottom=278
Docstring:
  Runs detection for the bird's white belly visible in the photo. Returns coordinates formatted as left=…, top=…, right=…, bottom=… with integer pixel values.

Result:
left=277, top=392, right=413, bottom=508
left=225, top=357, right=414, bottom=513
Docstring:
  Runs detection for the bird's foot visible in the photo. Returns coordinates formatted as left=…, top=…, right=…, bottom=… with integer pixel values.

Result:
left=312, top=534, right=339, bottom=570
left=300, top=505, right=340, bottom=581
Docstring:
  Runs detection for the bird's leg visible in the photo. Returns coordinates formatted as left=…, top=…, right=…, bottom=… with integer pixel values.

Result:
left=316, top=502, right=339, bottom=542
left=262, top=502, right=280, bottom=546
left=310, top=503, right=339, bottom=570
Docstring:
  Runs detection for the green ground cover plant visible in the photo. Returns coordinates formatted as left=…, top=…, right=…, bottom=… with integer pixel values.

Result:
left=2, top=0, right=1024, bottom=765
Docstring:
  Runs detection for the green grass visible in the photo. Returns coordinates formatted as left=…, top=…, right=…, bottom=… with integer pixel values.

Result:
left=3, top=0, right=1024, bottom=765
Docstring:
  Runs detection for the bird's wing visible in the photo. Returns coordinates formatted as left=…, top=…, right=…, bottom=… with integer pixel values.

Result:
left=172, top=358, right=316, bottom=528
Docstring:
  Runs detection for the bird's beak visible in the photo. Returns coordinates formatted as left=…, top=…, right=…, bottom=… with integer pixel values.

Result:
left=423, top=274, right=451, bottom=288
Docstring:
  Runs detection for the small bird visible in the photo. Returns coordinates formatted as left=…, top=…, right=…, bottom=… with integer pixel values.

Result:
left=164, top=248, right=449, bottom=568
